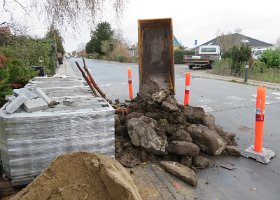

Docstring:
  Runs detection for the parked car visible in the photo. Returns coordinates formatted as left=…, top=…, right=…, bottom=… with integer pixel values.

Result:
left=252, top=48, right=267, bottom=60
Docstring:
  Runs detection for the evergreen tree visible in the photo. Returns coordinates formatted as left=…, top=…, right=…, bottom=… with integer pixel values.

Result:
left=86, top=22, right=114, bottom=55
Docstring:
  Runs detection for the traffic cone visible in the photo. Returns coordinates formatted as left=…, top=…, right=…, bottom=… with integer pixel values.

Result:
left=184, top=72, right=191, bottom=106
left=128, top=67, right=133, bottom=100
left=242, top=86, right=275, bottom=164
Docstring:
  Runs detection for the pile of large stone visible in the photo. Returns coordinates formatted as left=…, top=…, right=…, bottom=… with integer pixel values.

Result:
left=115, top=81, right=240, bottom=186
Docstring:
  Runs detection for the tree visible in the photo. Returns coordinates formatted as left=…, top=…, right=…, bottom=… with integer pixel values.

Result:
left=1, top=0, right=126, bottom=28
left=45, top=25, right=65, bottom=55
left=276, top=38, right=280, bottom=47
left=86, top=22, right=114, bottom=55
left=230, top=44, right=251, bottom=75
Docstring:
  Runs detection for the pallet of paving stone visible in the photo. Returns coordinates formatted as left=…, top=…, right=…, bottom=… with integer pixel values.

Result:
left=0, top=96, right=115, bottom=186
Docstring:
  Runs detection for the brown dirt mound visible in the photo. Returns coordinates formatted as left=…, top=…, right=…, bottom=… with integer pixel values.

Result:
left=10, top=152, right=142, bottom=200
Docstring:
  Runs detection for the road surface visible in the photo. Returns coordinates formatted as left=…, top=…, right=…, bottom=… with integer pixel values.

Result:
left=69, top=58, right=280, bottom=200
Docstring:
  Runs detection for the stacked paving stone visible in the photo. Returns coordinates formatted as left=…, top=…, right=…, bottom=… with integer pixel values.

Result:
left=0, top=76, right=115, bottom=186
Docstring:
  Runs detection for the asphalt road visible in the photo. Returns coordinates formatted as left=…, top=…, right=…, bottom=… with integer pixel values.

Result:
left=69, top=58, right=280, bottom=200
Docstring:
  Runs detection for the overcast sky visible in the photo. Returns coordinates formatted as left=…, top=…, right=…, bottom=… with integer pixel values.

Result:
left=2, top=0, right=280, bottom=52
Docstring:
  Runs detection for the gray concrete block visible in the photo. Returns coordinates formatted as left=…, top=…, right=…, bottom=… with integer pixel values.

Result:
left=14, top=88, right=37, bottom=100
left=32, top=87, right=52, bottom=104
left=23, top=98, right=48, bottom=113
left=242, top=145, right=275, bottom=164
left=6, top=95, right=16, bottom=103
left=5, top=95, right=28, bottom=114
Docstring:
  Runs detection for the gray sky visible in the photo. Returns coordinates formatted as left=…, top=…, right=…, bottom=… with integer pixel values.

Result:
left=2, top=0, right=280, bottom=52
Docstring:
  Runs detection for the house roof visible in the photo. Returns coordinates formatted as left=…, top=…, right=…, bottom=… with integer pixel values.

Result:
left=173, top=36, right=180, bottom=47
left=0, top=26, right=11, bottom=35
left=201, top=33, right=273, bottom=48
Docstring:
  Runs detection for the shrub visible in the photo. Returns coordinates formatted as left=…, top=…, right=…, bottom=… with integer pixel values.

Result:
left=230, top=45, right=251, bottom=75
left=113, top=55, right=127, bottom=63
left=259, top=48, right=280, bottom=69
left=0, top=35, right=55, bottom=106
left=0, top=58, right=36, bottom=106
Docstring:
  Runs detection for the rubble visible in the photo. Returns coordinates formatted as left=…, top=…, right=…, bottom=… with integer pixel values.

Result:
left=114, top=80, right=238, bottom=186
left=167, top=141, right=199, bottom=157
left=160, top=161, right=197, bottom=186
left=226, top=145, right=241, bottom=156
left=127, top=116, right=167, bottom=154
left=193, top=156, right=210, bottom=169
left=187, top=124, right=227, bottom=156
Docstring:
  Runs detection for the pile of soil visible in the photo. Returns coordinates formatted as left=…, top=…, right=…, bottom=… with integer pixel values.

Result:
left=115, top=80, right=240, bottom=186
left=10, top=152, right=142, bottom=200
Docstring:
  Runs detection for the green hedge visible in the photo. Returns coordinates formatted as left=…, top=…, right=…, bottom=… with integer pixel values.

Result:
left=174, top=49, right=195, bottom=64
left=259, top=48, right=280, bottom=69
left=0, top=35, right=56, bottom=106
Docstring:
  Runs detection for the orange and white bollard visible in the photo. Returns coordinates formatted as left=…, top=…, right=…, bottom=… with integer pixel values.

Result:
left=128, top=67, right=133, bottom=100
left=243, top=86, right=275, bottom=164
left=184, top=72, right=191, bottom=106
left=254, top=86, right=266, bottom=152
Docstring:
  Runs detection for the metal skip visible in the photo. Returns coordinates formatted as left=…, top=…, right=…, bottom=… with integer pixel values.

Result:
left=138, top=18, right=175, bottom=94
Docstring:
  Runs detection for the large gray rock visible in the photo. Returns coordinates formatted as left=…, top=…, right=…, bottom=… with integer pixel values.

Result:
left=226, top=145, right=241, bottom=156
left=184, top=106, right=205, bottom=124
left=171, top=129, right=192, bottom=142
left=161, top=97, right=179, bottom=112
left=167, top=141, right=199, bottom=156
left=127, top=116, right=167, bottom=154
left=160, top=161, right=197, bottom=186
left=187, top=124, right=226, bottom=156
left=203, top=114, right=216, bottom=129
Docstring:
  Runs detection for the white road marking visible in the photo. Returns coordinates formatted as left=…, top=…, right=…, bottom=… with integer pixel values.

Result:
left=272, top=92, right=280, bottom=96
left=198, top=98, right=214, bottom=104
left=226, top=96, right=245, bottom=101
left=251, top=94, right=270, bottom=99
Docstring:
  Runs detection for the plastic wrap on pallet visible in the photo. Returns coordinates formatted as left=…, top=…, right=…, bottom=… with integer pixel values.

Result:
left=0, top=96, right=115, bottom=184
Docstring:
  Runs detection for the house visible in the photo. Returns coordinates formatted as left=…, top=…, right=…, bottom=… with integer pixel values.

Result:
left=173, top=36, right=181, bottom=49
left=0, top=26, right=11, bottom=35
left=129, top=44, right=138, bottom=57
left=200, top=33, right=274, bottom=52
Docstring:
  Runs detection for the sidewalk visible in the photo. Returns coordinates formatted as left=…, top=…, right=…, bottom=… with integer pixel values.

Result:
left=175, top=65, right=280, bottom=91
left=194, top=72, right=280, bottom=91
left=55, top=60, right=80, bottom=77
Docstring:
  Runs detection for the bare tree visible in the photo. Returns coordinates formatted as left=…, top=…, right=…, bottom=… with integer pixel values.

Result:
left=216, top=31, right=243, bottom=52
left=1, top=0, right=127, bottom=28
left=234, top=28, right=242, bottom=34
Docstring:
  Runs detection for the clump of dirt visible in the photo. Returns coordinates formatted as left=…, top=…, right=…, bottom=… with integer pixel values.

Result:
left=114, top=80, right=239, bottom=185
left=10, top=152, right=142, bottom=200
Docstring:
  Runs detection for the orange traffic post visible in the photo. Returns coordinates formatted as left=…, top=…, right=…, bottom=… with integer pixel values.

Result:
left=254, top=86, right=266, bottom=152
left=243, top=86, right=275, bottom=164
left=184, top=72, right=191, bottom=106
left=128, top=67, right=133, bottom=100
